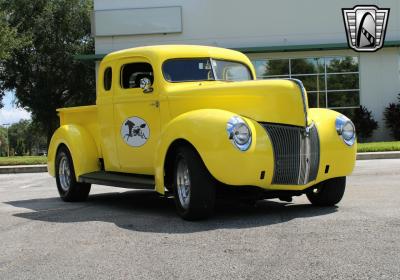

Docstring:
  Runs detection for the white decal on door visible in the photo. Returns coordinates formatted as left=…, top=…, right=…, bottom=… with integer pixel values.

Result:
left=121, top=116, right=150, bottom=147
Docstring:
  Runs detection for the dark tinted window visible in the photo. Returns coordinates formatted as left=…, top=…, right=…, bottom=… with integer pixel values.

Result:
left=104, top=67, right=112, bottom=91
left=163, top=59, right=214, bottom=82
left=121, top=63, right=153, bottom=89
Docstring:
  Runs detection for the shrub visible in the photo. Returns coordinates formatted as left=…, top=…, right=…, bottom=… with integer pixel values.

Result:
left=384, top=94, right=400, bottom=140
left=353, top=105, right=378, bottom=141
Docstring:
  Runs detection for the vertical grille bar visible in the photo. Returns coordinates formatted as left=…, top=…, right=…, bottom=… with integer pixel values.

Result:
left=308, top=125, right=320, bottom=182
left=263, top=123, right=320, bottom=185
left=298, top=132, right=308, bottom=185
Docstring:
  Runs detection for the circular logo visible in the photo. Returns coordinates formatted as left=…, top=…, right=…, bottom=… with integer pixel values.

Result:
left=120, top=117, right=150, bottom=147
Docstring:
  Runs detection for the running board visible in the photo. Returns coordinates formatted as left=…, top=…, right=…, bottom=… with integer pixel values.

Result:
left=79, top=171, right=155, bottom=190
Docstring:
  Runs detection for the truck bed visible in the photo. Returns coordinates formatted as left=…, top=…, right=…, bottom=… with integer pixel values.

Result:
left=57, top=105, right=101, bottom=157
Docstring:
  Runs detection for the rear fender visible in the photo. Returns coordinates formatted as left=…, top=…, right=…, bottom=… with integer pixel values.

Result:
left=47, top=125, right=100, bottom=179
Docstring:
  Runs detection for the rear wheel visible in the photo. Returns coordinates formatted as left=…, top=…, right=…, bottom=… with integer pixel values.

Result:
left=173, top=146, right=216, bottom=220
left=306, top=177, right=346, bottom=206
left=55, top=146, right=91, bottom=202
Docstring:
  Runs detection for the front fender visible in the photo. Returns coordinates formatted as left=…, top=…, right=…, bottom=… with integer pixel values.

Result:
left=309, top=108, right=357, bottom=182
left=154, top=109, right=274, bottom=194
left=48, top=125, right=100, bottom=179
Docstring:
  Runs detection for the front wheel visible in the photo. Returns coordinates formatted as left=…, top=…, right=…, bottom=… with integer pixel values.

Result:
left=55, top=146, right=91, bottom=202
left=173, top=146, right=216, bottom=220
left=306, top=177, right=346, bottom=206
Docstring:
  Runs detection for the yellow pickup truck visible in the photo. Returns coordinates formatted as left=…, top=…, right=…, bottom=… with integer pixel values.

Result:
left=48, top=45, right=356, bottom=220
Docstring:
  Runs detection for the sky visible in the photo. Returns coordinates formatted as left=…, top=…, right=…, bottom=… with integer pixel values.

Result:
left=0, top=91, right=31, bottom=125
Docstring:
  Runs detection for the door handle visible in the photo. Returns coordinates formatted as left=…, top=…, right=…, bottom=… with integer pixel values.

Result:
left=150, top=101, right=160, bottom=108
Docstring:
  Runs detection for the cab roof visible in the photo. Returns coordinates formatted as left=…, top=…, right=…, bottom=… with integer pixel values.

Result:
left=102, top=45, right=251, bottom=65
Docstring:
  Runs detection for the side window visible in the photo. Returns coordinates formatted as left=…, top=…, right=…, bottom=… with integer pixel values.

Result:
left=121, top=62, right=154, bottom=89
left=104, top=67, right=112, bottom=91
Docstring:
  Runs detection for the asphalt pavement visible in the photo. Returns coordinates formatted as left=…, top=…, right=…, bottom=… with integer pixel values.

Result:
left=0, top=159, right=399, bottom=280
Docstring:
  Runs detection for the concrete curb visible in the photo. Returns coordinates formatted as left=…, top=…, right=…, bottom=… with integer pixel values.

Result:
left=356, top=151, right=400, bottom=160
left=0, top=165, right=47, bottom=174
left=0, top=152, right=399, bottom=174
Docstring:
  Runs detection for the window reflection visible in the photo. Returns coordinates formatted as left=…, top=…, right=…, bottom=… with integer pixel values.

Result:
left=291, top=75, right=325, bottom=91
left=291, top=58, right=324, bottom=74
left=251, top=56, right=359, bottom=109
left=327, top=91, right=360, bottom=108
left=326, top=57, right=358, bottom=73
left=327, top=73, right=359, bottom=90
left=253, top=59, right=289, bottom=77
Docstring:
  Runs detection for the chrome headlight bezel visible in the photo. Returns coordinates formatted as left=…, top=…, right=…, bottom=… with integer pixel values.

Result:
left=335, top=115, right=356, bottom=146
left=226, top=116, right=252, bottom=151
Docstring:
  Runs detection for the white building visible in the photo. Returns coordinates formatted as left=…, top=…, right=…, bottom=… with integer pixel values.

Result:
left=90, top=0, right=400, bottom=141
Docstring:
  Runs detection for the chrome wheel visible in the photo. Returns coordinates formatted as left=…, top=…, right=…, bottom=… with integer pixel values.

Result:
left=58, top=155, right=71, bottom=192
left=176, top=159, right=191, bottom=210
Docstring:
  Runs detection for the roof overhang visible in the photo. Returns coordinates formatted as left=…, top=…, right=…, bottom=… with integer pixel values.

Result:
left=75, top=40, right=400, bottom=61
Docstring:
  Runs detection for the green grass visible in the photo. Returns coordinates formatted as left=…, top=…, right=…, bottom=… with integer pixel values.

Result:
left=0, top=156, right=47, bottom=166
left=0, top=143, right=397, bottom=166
left=357, top=141, right=400, bottom=153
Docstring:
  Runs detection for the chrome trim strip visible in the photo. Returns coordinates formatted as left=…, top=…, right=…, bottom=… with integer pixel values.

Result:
left=308, top=123, right=320, bottom=182
left=298, top=127, right=310, bottom=185
left=298, top=122, right=318, bottom=184
left=286, top=78, right=308, bottom=128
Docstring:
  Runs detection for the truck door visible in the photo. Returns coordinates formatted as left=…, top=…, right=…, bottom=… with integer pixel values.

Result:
left=97, top=61, right=120, bottom=171
left=113, top=57, right=161, bottom=174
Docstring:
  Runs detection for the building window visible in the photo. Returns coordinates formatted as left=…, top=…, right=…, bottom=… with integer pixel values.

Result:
left=252, top=56, right=359, bottom=111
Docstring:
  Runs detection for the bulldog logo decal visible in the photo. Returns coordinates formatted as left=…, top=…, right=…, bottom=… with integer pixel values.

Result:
left=120, top=117, right=150, bottom=147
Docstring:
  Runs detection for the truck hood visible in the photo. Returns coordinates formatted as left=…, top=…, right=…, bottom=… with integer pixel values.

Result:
left=165, top=79, right=308, bottom=127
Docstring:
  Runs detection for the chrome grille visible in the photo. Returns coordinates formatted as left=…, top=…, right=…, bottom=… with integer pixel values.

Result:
left=262, top=123, right=320, bottom=185
left=308, top=125, right=320, bottom=182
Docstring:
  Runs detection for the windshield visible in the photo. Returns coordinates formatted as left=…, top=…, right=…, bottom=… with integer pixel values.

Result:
left=162, top=58, right=253, bottom=82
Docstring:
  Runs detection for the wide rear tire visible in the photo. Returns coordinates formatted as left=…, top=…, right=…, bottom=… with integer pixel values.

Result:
left=306, top=177, right=346, bottom=206
left=173, top=145, right=216, bottom=220
left=55, top=146, right=91, bottom=202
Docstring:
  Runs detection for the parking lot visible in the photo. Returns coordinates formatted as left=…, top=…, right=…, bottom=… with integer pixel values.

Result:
left=0, top=159, right=399, bottom=279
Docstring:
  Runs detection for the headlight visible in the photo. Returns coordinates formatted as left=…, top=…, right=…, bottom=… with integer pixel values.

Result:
left=226, top=116, right=252, bottom=151
left=335, top=115, right=356, bottom=146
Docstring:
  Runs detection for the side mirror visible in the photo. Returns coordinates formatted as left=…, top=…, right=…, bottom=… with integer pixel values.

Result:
left=139, top=77, right=153, bottom=93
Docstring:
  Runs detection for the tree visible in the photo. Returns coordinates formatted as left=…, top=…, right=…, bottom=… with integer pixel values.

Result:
left=0, top=11, right=30, bottom=107
left=352, top=105, right=378, bottom=142
left=8, top=120, right=30, bottom=155
left=0, top=126, right=9, bottom=156
left=5, top=119, right=47, bottom=155
left=0, top=0, right=95, bottom=143
left=15, top=139, right=25, bottom=156
left=26, top=121, right=47, bottom=154
left=0, top=11, right=29, bottom=61
left=384, top=93, right=400, bottom=140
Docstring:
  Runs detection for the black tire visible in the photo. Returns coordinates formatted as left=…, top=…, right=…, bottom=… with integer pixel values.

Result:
left=240, top=199, right=258, bottom=207
left=173, top=145, right=216, bottom=220
left=306, top=177, right=346, bottom=206
left=55, top=146, right=91, bottom=202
